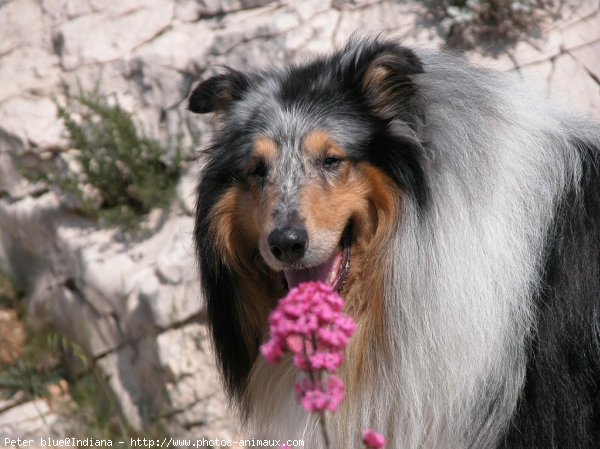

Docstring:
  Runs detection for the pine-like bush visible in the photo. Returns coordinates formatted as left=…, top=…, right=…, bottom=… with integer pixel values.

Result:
left=40, top=89, right=183, bottom=228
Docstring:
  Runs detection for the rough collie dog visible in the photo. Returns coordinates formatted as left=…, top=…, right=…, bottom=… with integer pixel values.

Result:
left=188, top=37, right=600, bottom=448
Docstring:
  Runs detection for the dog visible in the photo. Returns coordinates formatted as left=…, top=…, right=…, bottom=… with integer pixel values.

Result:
left=188, top=37, right=600, bottom=449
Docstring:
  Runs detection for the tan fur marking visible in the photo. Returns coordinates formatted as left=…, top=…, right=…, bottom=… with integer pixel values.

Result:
left=303, top=129, right=347, bottom=159
left=254, top=136, right=278, bottom=162
left=301, top=163, right=400, bottom=403
left=210, top=187, right=283, bottom=351
left=210, top=187, right=259, bottom=269
left=344, top=164, right=400, bottom=402
left=363, top=65, right=391, bottom=91
left=362, top=55, right=404, bottom=119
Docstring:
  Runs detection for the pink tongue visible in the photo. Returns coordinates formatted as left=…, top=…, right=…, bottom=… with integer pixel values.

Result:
left=284, top=254, right=337, bottom=289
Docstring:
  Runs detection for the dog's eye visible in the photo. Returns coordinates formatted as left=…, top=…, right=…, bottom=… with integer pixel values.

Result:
left=322, top=156, right=343, bottom=170
left=248, top=161, right=268, bottom=179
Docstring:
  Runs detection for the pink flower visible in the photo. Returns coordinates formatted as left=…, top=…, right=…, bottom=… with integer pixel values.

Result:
left=294, top=375, right=345, bottom=413
left=362, top=429, right=386, bottom=448
left=262, top=283, right=387, bottom=447
left=261, top=282, right=355, bottom=412
left=309, top=351, right=345, bottom=371
left=260, top=282, right=356, bottom=372
left=260, top=336, right=285, bottom=364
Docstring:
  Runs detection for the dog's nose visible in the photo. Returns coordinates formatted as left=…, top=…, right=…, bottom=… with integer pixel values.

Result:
left=268, top=227, right=308, bottom=263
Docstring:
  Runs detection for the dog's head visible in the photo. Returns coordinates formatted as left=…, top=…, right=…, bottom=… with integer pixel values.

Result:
left=189, top=38, right=426, bottom=399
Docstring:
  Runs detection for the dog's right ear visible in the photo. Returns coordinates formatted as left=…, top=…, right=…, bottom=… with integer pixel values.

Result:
left=188, top=70, right=249, bottom=114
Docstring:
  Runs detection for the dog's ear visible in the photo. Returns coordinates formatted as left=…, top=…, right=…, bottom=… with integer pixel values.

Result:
left=188, top=69, right=249, bottom=114
left=345, top=39, right=423, bottom=123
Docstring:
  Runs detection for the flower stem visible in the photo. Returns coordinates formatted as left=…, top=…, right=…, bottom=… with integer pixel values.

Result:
left=305, top=337, right=331, bottom=449
left=319, top=411, right=331, bottom=449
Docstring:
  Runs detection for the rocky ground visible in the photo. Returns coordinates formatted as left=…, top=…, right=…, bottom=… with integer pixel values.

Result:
left=0, top=0, right=598, bottom=445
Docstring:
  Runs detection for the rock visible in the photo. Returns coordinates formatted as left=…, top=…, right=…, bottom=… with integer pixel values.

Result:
left=0, top=398, right=49, bottom=427
left=177, top=165, right=200, bottom=216
left=560, top=9, right=600, bottom=50
left=127, top=60, right=189, bottom=110
left=210, top=3, right=302, bottom=55
left=56, top=0, right=174, bottom=70
left=0, top=193, right=63, bottom=290
left=139, top=271, right=161, bottom=302
left=95, top=345, right=155, bottom=431
left=285, top=9, right=340, bottom=58
left=211, top=34, right=289, bottom=69
left=552, top=0, right=598, bottom=29
left=0, top=152, right=35, bottom=202
left=40, top=0, right=96, bottom=22
left=0, top=46, right=60, bottom=103
left=0, top=0, right=48, bottom=54
left=0, top=96, right=66, bottom=150
left=470, top=29, right=562, bottom=71
left=133, top=22, right=215, bottom=74
left=156, top=220, right=196, bottom=285
left=134, top=270, right=202, bottom=330
left=0, top=399, right=72, bottom=439
left=28, top=274, right=124, bottom=357
left=0, top=392, right=28, bottom=415
left=174, top=0, right=202, bottom=22
left=515, top=61, right=554, bottom=97
left=155, top=323, right=235, bottom=438
left=199, top=0, right=277, bottom=17
left=156, top=323, right=213, bottom=381
left=334, top=1, right=431, bottom=45
left=548, top=53, right=600, bottom=120
left=570, top=40, right=600, bottom=86
left=58, top=60, right=133, bottom=108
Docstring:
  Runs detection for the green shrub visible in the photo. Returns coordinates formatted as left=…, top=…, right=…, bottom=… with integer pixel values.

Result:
left=0, top=322, right=65, bottom=399
left=0, top=318, right=158, bottom=442
left=37, top=89, right=183, bottom=228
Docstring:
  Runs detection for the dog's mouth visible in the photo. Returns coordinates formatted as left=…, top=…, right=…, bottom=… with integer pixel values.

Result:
left=282, top=225, right=352, bottom=293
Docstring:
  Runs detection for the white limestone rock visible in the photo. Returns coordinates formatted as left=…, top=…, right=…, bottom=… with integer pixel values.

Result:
left=548, top=53, right=600, bottom=120
left=0, top=96, right=66, bottom=149
left=0, top=0, right=48, bottom=54
left=0, top=399, right=71, bottom=440
left=177, top=165, right=200, bottom=216
left=55, top=0, right=174, bottom=70
left=133, top=22, right=215, bottom=74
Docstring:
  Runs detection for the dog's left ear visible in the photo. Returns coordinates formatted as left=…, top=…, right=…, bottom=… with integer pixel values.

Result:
left=347, top=40, right=423, bottom=123
left=188, top=69, right=249, bottom=114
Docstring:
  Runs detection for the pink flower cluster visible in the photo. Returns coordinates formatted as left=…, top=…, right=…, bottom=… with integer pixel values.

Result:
left=263, top=281, right=386, bottom=449
left=294, top=375, right=345, bottom=413
left=261, top=282, right=356, bottom=413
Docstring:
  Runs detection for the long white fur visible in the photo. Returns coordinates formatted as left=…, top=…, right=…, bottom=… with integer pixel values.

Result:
left=244, top=50, right=585, bottom=449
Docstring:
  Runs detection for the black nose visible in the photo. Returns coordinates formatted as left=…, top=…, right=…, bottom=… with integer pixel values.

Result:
left=268, top=227, right=308, bottom=263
